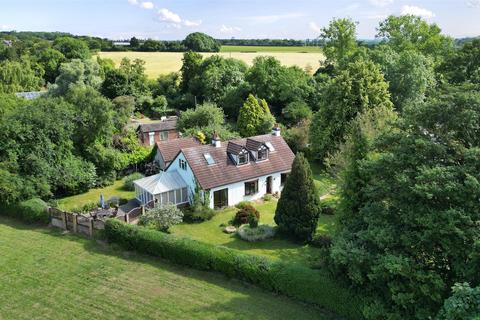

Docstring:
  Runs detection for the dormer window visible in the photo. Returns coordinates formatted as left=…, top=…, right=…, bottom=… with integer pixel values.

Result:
left=238, top=152, right=249, bottom=165
left=257, top=148, right=268, bottom=161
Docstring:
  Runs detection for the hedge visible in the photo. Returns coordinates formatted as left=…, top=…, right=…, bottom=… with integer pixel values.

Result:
left=0, top=198, right=50, bottom=224
left=105, top=219, right=364, bottom=319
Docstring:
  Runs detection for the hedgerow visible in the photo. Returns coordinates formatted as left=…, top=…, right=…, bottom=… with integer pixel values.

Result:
left=104, top=219, right=364, bottom=319
left=0, top=198, right=50, bottom=224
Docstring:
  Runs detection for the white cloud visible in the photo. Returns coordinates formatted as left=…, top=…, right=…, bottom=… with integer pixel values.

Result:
left=220, top=25, right=242, bottom=33
left=309, top=22, right=321, bottom=34
left=401, top=5, right=435, bottom=18
left=466, top=0, right=480, bottom=7
left=1, top=24, right=13, bottom=30
left=157, top=8, right=202, bottom=28
left=184, top=20, right=202, bottom=27
left=140, top=1, right=154, bottom=9
left=369, top=0, right=393, bottom=7
left=158, top=8, right=182, bottom=24
left=128, top=0, right=138, bottom=5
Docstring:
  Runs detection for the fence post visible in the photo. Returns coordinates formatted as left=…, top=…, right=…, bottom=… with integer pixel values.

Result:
left=61, top=212, right=67, bottom=230
left=141, top=205, right=145, bottom=215
left=125, top=213, right=130, bottom=224
left=88, top=218, right=94, bottom=238
left=73, top=214, right=78, bottom=233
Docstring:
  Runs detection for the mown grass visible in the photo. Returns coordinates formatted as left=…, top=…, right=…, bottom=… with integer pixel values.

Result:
left=57, top=180, right=135, bottom=211
left=171, top=199, right=336, bottom=266
left=0, top=216, right=336, bottom=320
left=98, top=50, right=324, bottom=78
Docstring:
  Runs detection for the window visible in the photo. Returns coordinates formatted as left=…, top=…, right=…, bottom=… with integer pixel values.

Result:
left=159, top=131, right=168, bottom=141
left=238, top=153, right=249, bottom=165
left=281, top=173, right=288, bottom=186
left=181, top=187, right=188, bottom=203
left=168, top=190, right=175, bottom=204
left=204, top=153, right=215, bottom=165
left=160, top=192, right=168, bottom=204
left=257, top=148, right=268, bottom=161
left=265, top=142, right=275, bottom=152
left=148, top=132, right=155, bottom=146
left=179, top=159, right=187, bottom=170
left=244, top=180, right=258, bottom=196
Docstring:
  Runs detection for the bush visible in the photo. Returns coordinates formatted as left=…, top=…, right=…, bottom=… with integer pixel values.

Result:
left=0, top=198, right=50, bottom=224
left=139, top=205, right=183, bottom=232
left=231, top=205, right=260, bottom=227
left=123, top=172, right=145, bottom=191
left=104, top=219, right=364, bottom=319
left=248, top=213, right=259, bottom=228
left=238, top=224, right=275, bottom=242
left=235, top=201, right=252, bottom=209
left=310, top=234, right=333, bottom=248
left=72, top=201, right=98, bottom=214
left=262, top=194, right=273, bottom=202
left=320, top=197, right=338, bottom=215
left=183, top=207, right=216, bottom=223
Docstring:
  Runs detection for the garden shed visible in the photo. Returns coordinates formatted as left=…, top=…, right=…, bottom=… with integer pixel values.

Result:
left=133, top=171, right=189, bottom=206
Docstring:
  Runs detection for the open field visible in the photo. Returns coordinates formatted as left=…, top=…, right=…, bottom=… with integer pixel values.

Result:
left=220, top=45, right=322, bottom=53
left=98, top=49, right=324, bottom=78
left=0, top=217, right=335, bottom=320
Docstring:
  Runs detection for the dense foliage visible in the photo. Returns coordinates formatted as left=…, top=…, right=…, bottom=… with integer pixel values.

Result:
left=275, top=153, right=321, bottom=241
left=139, top=205, right=184, bottom=232
left=183, top=32, right=221, bottom=52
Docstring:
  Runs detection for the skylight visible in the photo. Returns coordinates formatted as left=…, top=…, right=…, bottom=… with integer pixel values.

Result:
left=265, top=142, right=275, bottom=152
left=204, top=153, right=215, bottom=165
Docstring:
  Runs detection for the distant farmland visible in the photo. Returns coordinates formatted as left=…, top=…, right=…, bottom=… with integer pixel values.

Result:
left=98, top=46, right=324, bottom=79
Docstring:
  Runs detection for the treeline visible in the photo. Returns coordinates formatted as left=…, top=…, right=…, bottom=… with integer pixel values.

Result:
left=217, top=38, right=321, bottom=46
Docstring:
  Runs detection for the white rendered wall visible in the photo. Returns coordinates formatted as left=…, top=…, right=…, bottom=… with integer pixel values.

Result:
left=166, top=152, right=197, bottom=202
left=207, top=171, right=288, bottom=209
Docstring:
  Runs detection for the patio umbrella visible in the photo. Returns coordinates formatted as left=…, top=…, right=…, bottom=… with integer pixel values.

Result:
left=100, top=194, right=105, bottom=209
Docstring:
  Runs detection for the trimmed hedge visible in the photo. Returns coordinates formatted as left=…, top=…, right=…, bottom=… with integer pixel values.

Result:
left=0, top=198, right=50, bottom=224
left=105, top=219, right=364, bottom=319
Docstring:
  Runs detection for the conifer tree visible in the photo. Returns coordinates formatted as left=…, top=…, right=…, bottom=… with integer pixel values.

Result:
left=237, top=94, right=275, bottom=137
left=274, top=153, right=321, bottom=241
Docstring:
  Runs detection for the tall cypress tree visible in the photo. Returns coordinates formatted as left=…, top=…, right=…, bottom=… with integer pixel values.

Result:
left=274, top=153, right=321, bottom=241
left=237, top=94, right=275, bottom=137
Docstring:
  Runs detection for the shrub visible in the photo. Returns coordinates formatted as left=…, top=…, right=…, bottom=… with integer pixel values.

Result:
left=235, top=201, right=252, bottom=209
left=139, top=205, right=183, bottom=232
left=123, top=172, right=145, bottom=191
left=104, top=219, right=364, bottom=319
left=436, top=283, right=480, bottom=320
left=183, top=207, right=216, bottom=223
left=320, top=197, right=338, bottom=215
left=310, top=234, right=333, bottom=248
left=0, top=198, right=50, bottom=224
left=231, top=204, right=260, bottom=227
left=248, top=213, right=259, bottom=228
left=238, top=224, right=274, bottom=242
left=72, top=201, right=98, bottom=214
left=263, top=194, right=273, bottom=202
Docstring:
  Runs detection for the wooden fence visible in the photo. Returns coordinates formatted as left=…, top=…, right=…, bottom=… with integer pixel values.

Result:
left=49, top=205, right=145, bottom=238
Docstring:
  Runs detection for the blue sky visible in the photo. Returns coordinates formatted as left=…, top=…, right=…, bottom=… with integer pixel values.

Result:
left=0, top=0, right=479, bottom=40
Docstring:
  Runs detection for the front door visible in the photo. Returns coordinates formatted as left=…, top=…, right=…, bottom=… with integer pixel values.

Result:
left=213, top=188, right=228, bottom=208
left=266, top=176, right=272, bottom=194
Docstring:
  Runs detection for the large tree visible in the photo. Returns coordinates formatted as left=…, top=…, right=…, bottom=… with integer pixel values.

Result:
left=274, top=153, right=321, bottom=242
left=183, top=32, right=220, bottom=52
left=376, top=15, right=453, bottom=60
left=329, top=86, right=480, bottom=319
left=237, top=94, right=275, bottom=137
left=320, top=18, right=358, bottom=64
left=0, top=57, right=44, bottom=93
left=440, top=38, right=480, bottom=84
left=309, top=58, right=393, bottom=161
left=53, top=36, right=91, bottom=60
left=49, top=59, right=103, bottom=96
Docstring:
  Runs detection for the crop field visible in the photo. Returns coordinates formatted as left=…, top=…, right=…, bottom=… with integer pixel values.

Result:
left=98, top=46, right=324, bottom=78
left=0, top=217, right=335, bottom=320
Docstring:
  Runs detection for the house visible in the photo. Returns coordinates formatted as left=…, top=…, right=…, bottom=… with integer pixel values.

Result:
left=137, top=116, right=180, bottom=146
left=153, top=137, right=201, bottom=170
left=15, top=91, right=46, bottom=100
left=133, top=125, right=295, bottom=209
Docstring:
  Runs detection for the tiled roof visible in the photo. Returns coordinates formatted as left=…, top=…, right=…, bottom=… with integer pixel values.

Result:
left=156, top=137, right=201, bottom=164
left=138, top=116, right=178, bottom=133
left=180, top=134, right=294, bottom=190
left=245, top=138, right=264, bottom=151
left=226, top=141, right=246, bottom=155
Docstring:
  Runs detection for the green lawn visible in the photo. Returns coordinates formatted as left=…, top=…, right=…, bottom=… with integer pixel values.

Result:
left=220, top=45, right=322, bottom=53
left=171, top=199, right=336, bottom=266
left=57, top=179, right=135, bottom=211
left=0, top=217, right=334, bottom=320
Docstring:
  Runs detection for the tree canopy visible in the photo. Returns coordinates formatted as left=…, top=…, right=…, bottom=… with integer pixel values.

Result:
left=183, top=32, right=220, bottom=52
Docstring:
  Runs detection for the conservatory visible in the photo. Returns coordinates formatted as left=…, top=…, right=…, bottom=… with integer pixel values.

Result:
left=133, top=171, right=189, bottom=206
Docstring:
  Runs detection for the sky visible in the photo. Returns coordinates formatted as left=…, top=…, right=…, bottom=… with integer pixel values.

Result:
left=0, top=0, right=479, bottom=40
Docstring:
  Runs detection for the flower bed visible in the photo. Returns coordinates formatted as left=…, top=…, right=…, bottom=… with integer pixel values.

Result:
left=237, top=224, right=275, bottom=242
